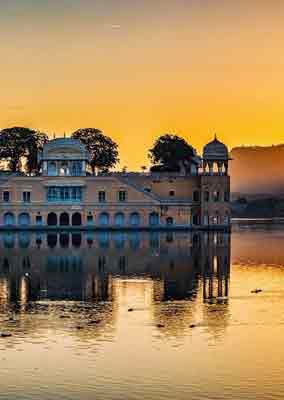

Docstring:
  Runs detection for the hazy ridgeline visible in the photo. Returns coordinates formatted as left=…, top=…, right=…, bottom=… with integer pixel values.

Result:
left=231, top=145, right=284, bottom=196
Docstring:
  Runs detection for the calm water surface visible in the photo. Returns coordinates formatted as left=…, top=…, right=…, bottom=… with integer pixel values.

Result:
left=0, top=227, right=284, bottom=400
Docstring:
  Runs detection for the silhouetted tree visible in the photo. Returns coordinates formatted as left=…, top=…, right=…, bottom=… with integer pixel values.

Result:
left=25, top=130, right=48, bottom=174
left=0, top=127, right=48, bottom=173
left=71, top=128, right=119, bottom=174
left=149, top=134, right=196, bottom=172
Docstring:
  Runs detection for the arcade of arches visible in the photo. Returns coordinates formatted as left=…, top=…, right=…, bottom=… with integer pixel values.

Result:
left=1, top=210, right=230, bottom=227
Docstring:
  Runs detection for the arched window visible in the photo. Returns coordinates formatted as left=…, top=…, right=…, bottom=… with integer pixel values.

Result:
left=18, top=213, right=31, bottom=226
left=72, top=212, right=82, bottom=226
left=3, top=212, right=15, bottom=226
left=47, top=213, right=57, bottom=226
left=99, top=212, right=109, bottom=226
left=114, top=212, right=125, bottom=226
left=129, top=212, right=140, bottom=226
left=166, top=217, right=174, bottom=226
left=193, top=191, right=200, bottom=202
left=149, top=212, right=159, bottom=226
left=59, top=212, right=70, bottom=226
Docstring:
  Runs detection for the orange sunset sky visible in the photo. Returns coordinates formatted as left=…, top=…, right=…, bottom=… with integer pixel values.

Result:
left=1, top=0, right=284, bottom=169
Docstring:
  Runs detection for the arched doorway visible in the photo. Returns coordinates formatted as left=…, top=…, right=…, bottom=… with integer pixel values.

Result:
left=3, top=212, right=15, bottom=226
left=149, top=212, right=159, bottom=226
left=72, top=212, right=82, bottom=226
left=47, top=213, right=57, bottom=226
left=18, top=213, right=31, bottom=226
left=114, top=212, right=125, bottom=226
left=59, top=212, right=70, bottom=226
left=129, top=212, right=140, bottom=226
left=99, top=212, right=109, bottom=226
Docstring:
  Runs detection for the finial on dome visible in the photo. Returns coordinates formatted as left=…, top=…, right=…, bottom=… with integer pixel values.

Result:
left=53, top=132, right=56, bottom=139
left=214, top=133, right=218, bottom=141
left=64, top=132, right=66, bottom=138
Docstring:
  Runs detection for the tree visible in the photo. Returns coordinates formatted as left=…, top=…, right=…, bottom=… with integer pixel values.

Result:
left=0, top=127, right=48, bottom=173
left=149, top=134, right=196, bottom=172
left=25, top=130, right=48, bottom=174
left=71, top=128, right=119, bottom=174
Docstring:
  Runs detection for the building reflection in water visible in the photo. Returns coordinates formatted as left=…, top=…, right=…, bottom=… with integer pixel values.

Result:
left=0, top=231, right=231, bottom=337
left=0, top=231, right=230, bottom=303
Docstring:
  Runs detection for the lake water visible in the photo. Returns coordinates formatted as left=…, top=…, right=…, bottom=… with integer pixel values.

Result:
left=0, top=227, right=284, bottom=400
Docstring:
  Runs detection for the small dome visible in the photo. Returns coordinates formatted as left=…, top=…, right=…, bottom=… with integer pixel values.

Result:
left=203, top=136, right=229, bottom=160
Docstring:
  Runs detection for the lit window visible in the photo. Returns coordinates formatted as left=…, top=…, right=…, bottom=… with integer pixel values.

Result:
left=47, top=187, right=82, bottom=202
left=118, top=190, right=127, bottom=202
left=3, top=191, right=10, bottom=202
left=22, top=192, right=31, bottom=203
left=98, top=191, right=106, bottom=202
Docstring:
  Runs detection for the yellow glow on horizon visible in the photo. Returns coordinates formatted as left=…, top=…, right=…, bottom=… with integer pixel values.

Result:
left=1, top=0, right=284, bottom=169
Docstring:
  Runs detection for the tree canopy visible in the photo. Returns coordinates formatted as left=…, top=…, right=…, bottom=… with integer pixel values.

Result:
left=71, top=128, right=119, bottom=174
left=0, top=127, right=48, bottom=173
left=149, top=134, right=196, bottom=172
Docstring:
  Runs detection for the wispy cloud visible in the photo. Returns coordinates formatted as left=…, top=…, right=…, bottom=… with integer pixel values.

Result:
left=110, top=24, right=121, bottom=30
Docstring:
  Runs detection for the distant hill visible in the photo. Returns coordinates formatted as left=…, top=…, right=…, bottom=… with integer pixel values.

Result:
left=231, top=145, right=284, bottom=196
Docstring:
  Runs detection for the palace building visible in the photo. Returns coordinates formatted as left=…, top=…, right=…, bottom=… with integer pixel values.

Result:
left=0, top=136, right=231, bottom=230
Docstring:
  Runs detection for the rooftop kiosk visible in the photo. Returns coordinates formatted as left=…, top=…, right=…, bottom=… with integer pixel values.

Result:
left=38, top=138, right=90, bottom=177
